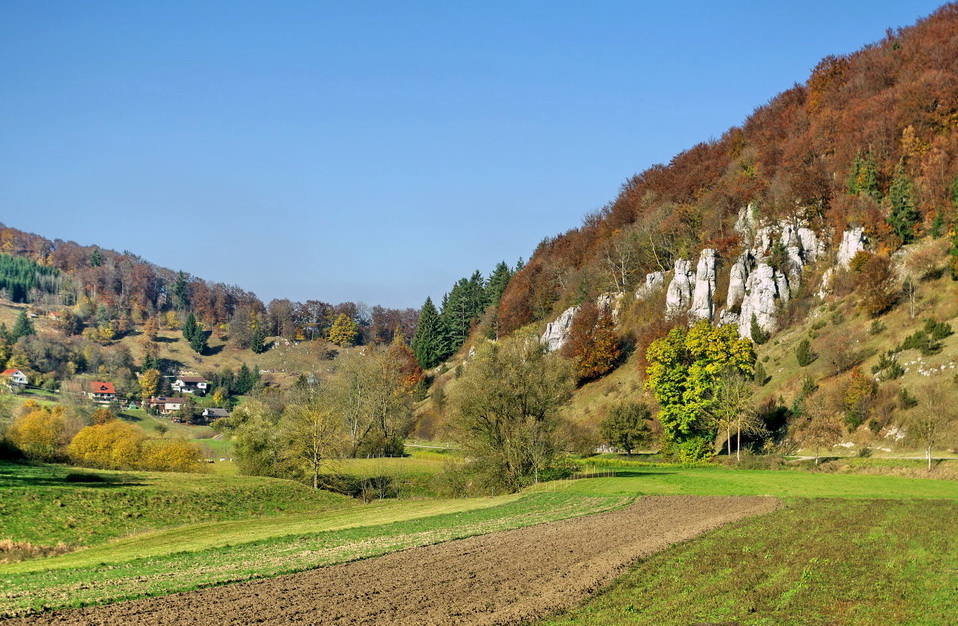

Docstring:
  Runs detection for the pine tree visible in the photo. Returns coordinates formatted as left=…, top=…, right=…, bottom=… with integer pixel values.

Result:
left=250, top=323, right=267, bottom=354
left=411, top=297, right=446, bottom=369
left=889, top=159, right=920, bottom=244
left=11, top=310, right=35, bottom=342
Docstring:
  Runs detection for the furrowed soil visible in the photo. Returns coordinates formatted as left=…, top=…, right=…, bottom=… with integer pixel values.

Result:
left=11, top=495, right=778, bottom=625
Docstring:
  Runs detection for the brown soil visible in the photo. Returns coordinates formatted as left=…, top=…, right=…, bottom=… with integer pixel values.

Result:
left=13, top=495, right=778, bottom=625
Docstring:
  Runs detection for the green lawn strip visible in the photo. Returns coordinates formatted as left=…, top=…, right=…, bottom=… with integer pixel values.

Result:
left=0, top=492, right=631, bottom=617
left=542, top=498, right=958, bottom=625
left=0, top=462, right=353, bottom=547
left=4, top=493, right=523, bottom=574
left=554, top=466, right=958, bottom=499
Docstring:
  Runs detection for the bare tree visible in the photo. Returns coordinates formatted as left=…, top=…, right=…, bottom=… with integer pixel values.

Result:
left=906, top=387, right=956, bottom=472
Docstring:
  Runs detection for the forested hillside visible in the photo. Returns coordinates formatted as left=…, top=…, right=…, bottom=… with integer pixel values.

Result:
left=494, top=4, right=958, bottom=333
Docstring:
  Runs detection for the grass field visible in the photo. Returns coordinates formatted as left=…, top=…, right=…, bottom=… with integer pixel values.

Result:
left=542, top=498, right=958, bottom=625
left=0, top=461, right=352, bottom=547
left=5, top=457, right=958, bottom=619
left=0, top=491, right=628, bottom=617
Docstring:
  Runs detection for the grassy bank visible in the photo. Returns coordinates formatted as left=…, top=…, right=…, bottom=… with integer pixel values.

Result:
left=0, top=461, right=351, bottom=548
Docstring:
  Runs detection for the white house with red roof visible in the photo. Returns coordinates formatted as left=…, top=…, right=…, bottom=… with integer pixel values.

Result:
left=88, top=381, right=117, bottom=403
left=1, top=369, right=28, bottom=390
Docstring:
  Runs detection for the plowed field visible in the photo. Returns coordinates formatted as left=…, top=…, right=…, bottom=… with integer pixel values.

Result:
left=12, top=495, right=778, bottom=625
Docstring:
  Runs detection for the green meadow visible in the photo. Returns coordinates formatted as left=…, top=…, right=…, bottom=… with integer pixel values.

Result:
left=2, top=457, right=958, bottom=621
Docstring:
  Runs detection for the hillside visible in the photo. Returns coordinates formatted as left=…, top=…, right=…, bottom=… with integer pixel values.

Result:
left=446, top=4, right=958, bottom=454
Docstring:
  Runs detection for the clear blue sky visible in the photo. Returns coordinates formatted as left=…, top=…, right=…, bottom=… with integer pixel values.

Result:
left=0, top=1, right=945, bottom=309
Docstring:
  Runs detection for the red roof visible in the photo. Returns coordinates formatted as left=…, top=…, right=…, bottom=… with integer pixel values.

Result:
left=1, top=369, right=21, bottom=377
left=89, top=381, right=116, bottom=394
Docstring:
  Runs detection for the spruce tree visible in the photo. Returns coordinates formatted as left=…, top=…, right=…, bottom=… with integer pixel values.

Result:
left=411, top=297, right=446, bottom=369
left=250, top=324, right=267, bottom=354
left=182, top=312, right=199, bottom=343
left=485, top=261, right=513, bottom=309
left=889, top=159, right=919, bottom=244
left=11, top=310, right=35, bottom=342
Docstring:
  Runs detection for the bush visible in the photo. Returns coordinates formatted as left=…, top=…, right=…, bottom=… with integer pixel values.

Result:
left=795, top=338, right=817, bottom=367
left=924, top=318, right=953, bottom=340
left=871, top=351, right=904, bottom=380
left=897, top=330, right=942, bottom=356
left=750, top=314, right=770, bottom=344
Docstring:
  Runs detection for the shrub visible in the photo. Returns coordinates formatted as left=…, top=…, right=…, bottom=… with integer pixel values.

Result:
left=871, top=351, right=904, bottom=380
left=795, top=338, right=817, bottom=367
left=897, top=330, right=942, bottom=356
left=750, top=314, right=770, bottom=344
left=924, top=318, right=953, bottom=340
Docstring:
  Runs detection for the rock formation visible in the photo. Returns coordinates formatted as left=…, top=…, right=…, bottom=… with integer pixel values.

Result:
left=541, top=305, right=578, bottom=352
left=689, top=249, right=717, bottom=322
left=665, top=258, right=694, bottom=318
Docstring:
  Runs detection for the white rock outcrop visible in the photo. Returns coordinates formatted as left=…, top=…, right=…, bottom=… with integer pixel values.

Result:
left=636, top=271, right=664, bottom=299
left=837, top=227, right=867, bottom=268
left=738, top=263, right=781, bottom=339
left=689, top=249, right=717, bottom=321
left=541, top=305, right=578, bottom=352
left=665, top=258, right=694, bottom=318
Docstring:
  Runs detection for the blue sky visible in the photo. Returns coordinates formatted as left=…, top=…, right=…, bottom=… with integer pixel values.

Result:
left=0, top=1, right=946, bottom=309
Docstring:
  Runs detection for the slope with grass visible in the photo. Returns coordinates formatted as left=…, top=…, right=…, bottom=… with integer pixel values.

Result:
left=0, top=461, right=352, bottom=549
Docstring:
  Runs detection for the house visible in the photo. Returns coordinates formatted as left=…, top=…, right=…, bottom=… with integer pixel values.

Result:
left=0, top=369, right=28, bottom=390
left=145, top=396, right=188, bottom=416
left=171, top=375, right=209, bottom=395
left=88, top=381, right=117, bottom=403
left=201, top=408, right=229, bottom=422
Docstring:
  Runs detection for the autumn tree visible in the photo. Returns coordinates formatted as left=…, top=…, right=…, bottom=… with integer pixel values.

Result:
left=793, top=391, right=845, bottom=464
left=68, top=420, right=147, bottom=469
left=327, top=313, right=359, bottom=347
left=6, top=404, right=73, bottom=461
left=704, top=368, right=761, bottom=461
left=139, top=368, right=161, bottom=401
left=279, top=392, right=346, bottom=488
left=562, top=301, right=621, bottom=384
left=450, top=332, right=575, bottom=492
left=905, top=385, right=957, bottom=471
left=645, top=321, right=755, bottom=461
left=599, top=402, right=652, bottom=455
left=91, top=407, right=116, bottom=425
left=324, top=348, right=415, bottom=457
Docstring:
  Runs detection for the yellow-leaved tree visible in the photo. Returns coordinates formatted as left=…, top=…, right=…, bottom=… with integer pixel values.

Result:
left=6, top=403, right=74, bottom=461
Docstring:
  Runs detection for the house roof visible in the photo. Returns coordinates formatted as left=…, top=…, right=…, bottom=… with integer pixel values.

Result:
left=1, top=369, right=22, bottom=377
left=177, top=376, right=208, bottom=383
left=89, top=381, right=116, bottom=394
left=203, top=408, right=229, bottom=417
left=149, top=396, right=187, bottom=405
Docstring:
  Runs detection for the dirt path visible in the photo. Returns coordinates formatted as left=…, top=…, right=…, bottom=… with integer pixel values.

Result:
left=12, top=495, right=778, bottom=625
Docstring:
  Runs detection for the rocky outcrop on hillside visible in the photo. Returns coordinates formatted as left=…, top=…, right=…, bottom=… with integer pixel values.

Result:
left=540, top=205, right=871, bottom=346
left=837, top=227, right=867, bottom=268
left=636, top=271, right=664, bottom=299
left=689, top=249, right=718, bottom=322
left=542, top=305, right=578, bottom=352
left=665, top=258, right=694, bottom=318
